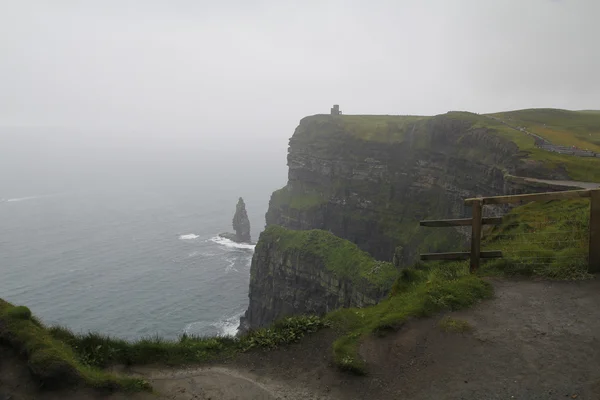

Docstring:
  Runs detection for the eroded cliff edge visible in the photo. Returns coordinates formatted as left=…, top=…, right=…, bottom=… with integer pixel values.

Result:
left=240, top=225, right=397, bottom=331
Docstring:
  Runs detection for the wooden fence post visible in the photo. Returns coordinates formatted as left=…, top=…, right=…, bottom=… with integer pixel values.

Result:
left=470, top=199, right=483, bottom=273
left=589, top=189, right=600, bottom=274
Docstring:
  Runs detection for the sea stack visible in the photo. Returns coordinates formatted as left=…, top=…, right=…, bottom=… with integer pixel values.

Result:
left=232, top=197, right=251, bottom=243
left=219, top=197, right=251, bottom=243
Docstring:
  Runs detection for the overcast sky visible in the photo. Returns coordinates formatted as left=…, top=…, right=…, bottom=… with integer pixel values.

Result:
left=1, top=0, right=599, bottom=136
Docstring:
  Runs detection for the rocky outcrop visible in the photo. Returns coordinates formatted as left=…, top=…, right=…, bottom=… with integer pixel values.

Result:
left=265, top=113, right=568, bottom=263
left=220, top=197, right=251, bottom=243
left=239, top=225, right=397, bottom=331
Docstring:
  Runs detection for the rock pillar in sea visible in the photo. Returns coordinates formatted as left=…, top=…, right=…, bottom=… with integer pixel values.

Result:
left=233, top=197, right=251, bottom=243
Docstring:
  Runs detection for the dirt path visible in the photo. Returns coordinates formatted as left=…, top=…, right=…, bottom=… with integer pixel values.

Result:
left=2, top=278, right=600, bottom=399
left=357, top=278, right=600, bottom=399
left=519, top=176, right=600, bottom=189
left=124, top=365, right=314, bottom=400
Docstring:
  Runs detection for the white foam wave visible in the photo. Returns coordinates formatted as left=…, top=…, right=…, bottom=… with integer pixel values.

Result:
left=225, top=257, right=239, bottom=273
left=4, top=193, right=60, bottom=203
left=183, top=321, right=204, bottom=336
left=210, top=236, right=255, bottom=250
left=179, top=234, right=199, bottom=240
left=212, top=311, right=244, bottom=337
left=183, top=311, right=244, bottom=337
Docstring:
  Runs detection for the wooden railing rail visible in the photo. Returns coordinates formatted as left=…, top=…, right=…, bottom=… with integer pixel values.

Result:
left=420, top=188, right=600, bottom=274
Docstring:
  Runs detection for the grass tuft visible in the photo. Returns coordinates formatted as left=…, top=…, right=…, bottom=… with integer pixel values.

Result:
left=438, top=317, right=473, bottom=333
left=45, top=315, right=330, bottom=370
left=6, top=306, right=32, bottom=320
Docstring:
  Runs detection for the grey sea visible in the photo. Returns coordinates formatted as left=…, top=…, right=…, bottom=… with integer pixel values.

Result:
left=0, top=128, right=286, bottom=340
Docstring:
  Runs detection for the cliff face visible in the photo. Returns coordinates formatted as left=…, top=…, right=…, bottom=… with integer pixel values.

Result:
left=265, top=113, right=527, bottom=262
left=240, top=225, right=397, bottom=331
left=242, top=112, right=575, bottom=329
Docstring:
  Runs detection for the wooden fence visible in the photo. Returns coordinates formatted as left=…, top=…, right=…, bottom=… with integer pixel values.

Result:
left=419, top=189, right=600, bottom=274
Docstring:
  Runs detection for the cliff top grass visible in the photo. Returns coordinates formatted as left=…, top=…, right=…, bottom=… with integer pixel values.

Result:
left=427, top=108, right=600, bottom=152
left=259, top=225, right=399, bottom=290
left=450, top=109, right=600, bottom=182
left=301, top=108, right=600, bottom=151
left=297, top=109, right=600, bottom=183
left=298, top=114, right=431, bottom=143
left=488, top=108, right=600, bottom=152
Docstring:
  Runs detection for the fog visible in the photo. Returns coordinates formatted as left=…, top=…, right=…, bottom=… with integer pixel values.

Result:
left=1, top=0, right=599, bottom=194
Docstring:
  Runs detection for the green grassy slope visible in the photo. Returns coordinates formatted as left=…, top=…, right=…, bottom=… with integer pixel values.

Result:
left=325, top=261, right=491, bottom=373
left=489, top=108, right=600, bottom=151
left=481, top=199, right=591, bottom=280
left=297, top=114, right=431, bottom=143
left=258, top=225, right=398, bottom=289
left=0, top=298, right=330, bottom=392
left=0, top=299, right=151, bottom=391
left=447, top=110, right=600, bottom=182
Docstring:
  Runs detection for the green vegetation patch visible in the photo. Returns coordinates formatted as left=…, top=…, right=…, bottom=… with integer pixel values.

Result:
left=527, top=148, right=600, bottom=183
left=447, top=109, right=600, bottom=182
left=298, top=114, right=431, bottom=143
left=482, top=199, right=591, bottom=280
left=490, top=108, right=600, bottom=150
left=48, top=315, right=330, bottom=369
left=438, top=316, right=473, bottom=333
left=1, top=297, right=330, bottom=392
left=0, top=299, right=150, bottom=391
left=325, top=262, right=492, bottom=374
left=259, top=225, right=398, bottom=289
left=269, top=186, right=326, bottom=211
left=297, top=109, right=600, bottom=182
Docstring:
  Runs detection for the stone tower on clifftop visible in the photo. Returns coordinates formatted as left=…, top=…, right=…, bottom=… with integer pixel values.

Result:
left=330, top=104, right=342, bottom=115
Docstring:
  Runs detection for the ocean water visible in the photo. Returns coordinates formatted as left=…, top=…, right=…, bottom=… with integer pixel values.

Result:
left=0, top=130, right=287, bottom=340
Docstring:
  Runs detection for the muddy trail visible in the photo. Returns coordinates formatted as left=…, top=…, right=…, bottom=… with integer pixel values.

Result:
left=2, top=278, right=599, bottom=400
